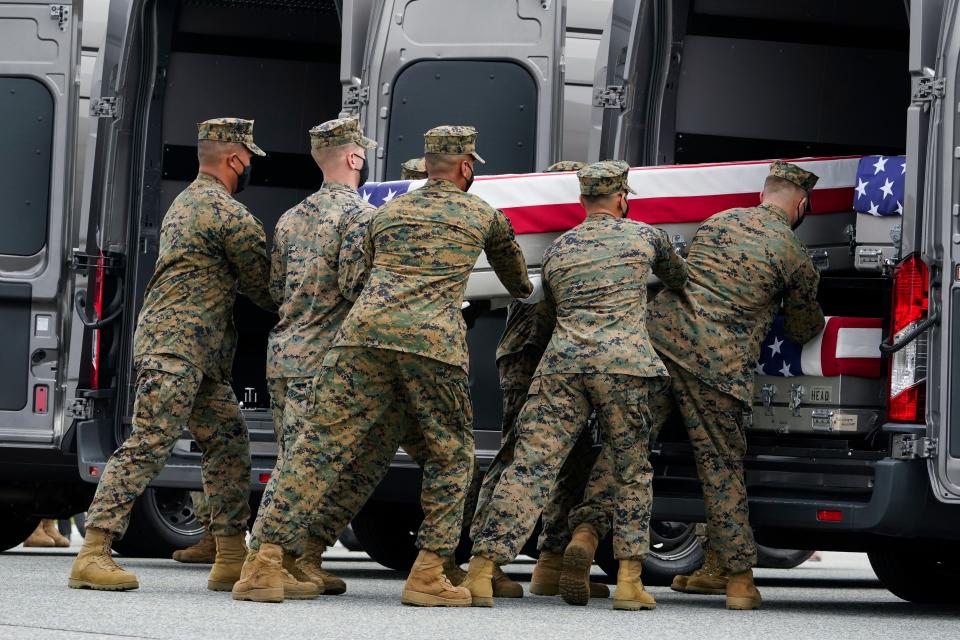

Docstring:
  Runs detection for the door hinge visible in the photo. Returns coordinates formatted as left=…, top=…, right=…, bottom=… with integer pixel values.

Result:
left=593, top=85, right=626, bottom=109
left=912, top=76, right=945, bottom=105
left=66, top=398, right=92, bottom=420
left=90, top=96, right=120, bottom=119
left=343, top=85, right=369, bottom=112
left=891, top=433, right=938, bottom=459
left=69, top=250, right=124, bottom=273
left=49, top=4, right=70, bottom=31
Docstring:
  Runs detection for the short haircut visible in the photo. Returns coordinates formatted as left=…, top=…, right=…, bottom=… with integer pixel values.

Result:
left=424, top=152, right=469, bottom=175
left=763, top=175, right=807, bottom=200
left=197, top=140, right=244, bottom=165
left=581, top=192, right=620, bottom=206
left=311, top=143, right=353, bottom=166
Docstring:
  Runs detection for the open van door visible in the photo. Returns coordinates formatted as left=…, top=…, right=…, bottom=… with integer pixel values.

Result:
left=0, top=1, right=81, bottom=446
left=922, top=0, right=960, bottom=502
left=352, top=0, right=564, bottom=179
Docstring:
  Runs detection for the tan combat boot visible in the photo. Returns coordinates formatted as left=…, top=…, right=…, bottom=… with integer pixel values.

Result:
left=231, top=543, right=285, bottom=603
left=726, top=569, right=762, bottom=610
left=43, top=519, right=71, bottom=547
left=172, top=531, right=216, bottom=564
left=672, top=548, right=728, bottom=595
left=612, top=559, right=656, bottom=611
left=442, top=555, right=468, bottom=586
left=560, top=523, right=608, bottom=605
left=206, top=534, right=247, bottom=591
left=492, top=565, right=523, bottom=598
left=297, top=538, right=346, bottom=595
left=67, top=527, right=139, bottom=591
left=402, top=550, right=472, bottom=607
left=458, top=555, right=495, bottom=607
left=24, top=521, right=55, bottom=548
left=531, top=550, right=609, bottom=598
left=280, top=554, right=321, bottom=599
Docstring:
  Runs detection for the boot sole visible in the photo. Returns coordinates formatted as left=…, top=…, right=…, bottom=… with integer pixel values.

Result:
left=68, top=579, right=138, bottom=591
left=726, top=596, right=762, bottom=610
left=529, top=583, right=559, bottom=596
left=559, top=546, right=592, bottom=606
left=284, top=590, right=320, bottom=600
left=400, top=589, right=472, bottom=607
left=675, top=585, right=727, bottom=595
left=492, top=587, right=524, bottom=599
left=613, top=599, right=657, bottom=611
left=207, top=580, right=239, bottom=592
left=320, top=585, right=346, bottom=596
left=173, top=557, right=215, bottom=564
left=231, top=587, right=284, bottom=603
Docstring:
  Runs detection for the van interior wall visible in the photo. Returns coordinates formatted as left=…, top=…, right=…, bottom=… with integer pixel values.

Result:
left=661, top=0, right=910, bottom=164
left=144, top=0, right=342, bottom=408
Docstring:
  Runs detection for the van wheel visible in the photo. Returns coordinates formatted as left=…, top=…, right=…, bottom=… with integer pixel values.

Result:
left=111, top=488, right=204, bottom=558
left=351, top=499, right=471, bottom=571
left=756, top=544, right=814, bottom=569
left=0, top=507, right=40, bottom=552
left=868, top=546, right=960, bottom=604
left=595, top=521, right=704, bottom=585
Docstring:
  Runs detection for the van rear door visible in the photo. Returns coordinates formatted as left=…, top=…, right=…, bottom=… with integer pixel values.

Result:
left=353, top=0, right=564, bottom=179
left=0, top=1, right=80, bottom=446
left=923, top=0, right=960, bottom=502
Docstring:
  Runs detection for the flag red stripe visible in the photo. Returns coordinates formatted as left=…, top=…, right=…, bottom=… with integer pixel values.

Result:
left=502, top=187, right=855, bottom=235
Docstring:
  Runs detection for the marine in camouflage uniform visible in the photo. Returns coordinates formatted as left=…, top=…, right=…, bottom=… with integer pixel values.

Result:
left=464, top=161, right=687, bottom=609
left=470, top=160, right=603, bottom=592
left=238, top=126, right=532, bottom=606
left=400, top=157, right=427, bottom=180
left=570, top=160, right=825, bottom=609
left=72, top=119, right=272, bottom=591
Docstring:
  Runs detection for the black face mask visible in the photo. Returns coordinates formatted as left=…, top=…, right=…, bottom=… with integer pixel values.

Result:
left=791, top=196, right=810, bottom=231
left=355, top=156, right=369, bottom=188
left=620, top=193, right=631, bottom=218
left=233, top=159, right=252, bottom=194
left=463, top=163, right=475, bottom=192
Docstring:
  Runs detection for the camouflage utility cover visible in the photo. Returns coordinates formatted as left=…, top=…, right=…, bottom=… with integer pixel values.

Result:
left=133, top=173, right=273, bottom=381
left=649, top=202, right=825, bottom=402
left=769, top=160, right=819, bottom=192
left=267, top=181, right=375, bottom=379
left=197, top=117, right=265, bottom=156
left=545, top=160, right=586, bottom=172
left=423, top=125, right=485, bottom=163
left=400, top=157, right=427, bottom=180
left=309, top=117, right=377, bottom=150
left=537, top=214, right=687, bottom=377
left=333, top=178, right=532, bottom=372
left=577, top=160, right=637, bottom=196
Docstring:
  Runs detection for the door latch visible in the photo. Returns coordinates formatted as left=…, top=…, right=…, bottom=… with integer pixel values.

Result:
left=593, top=85, right=626, bottom=109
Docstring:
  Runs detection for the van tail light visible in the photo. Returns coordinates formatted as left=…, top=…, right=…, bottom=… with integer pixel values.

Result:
left=90, top=253, right=105, bottom=390
left=887, top=254, right=929, bottom=423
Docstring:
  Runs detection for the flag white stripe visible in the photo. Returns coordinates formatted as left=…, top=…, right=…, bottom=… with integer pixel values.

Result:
left=835, top=328, right=883, bottom=358
left=799, top=316, right=831, bottom=376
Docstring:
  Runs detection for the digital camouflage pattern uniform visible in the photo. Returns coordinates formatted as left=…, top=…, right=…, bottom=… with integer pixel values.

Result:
left=470, top=160, right=597, bottom=556
left=400, top=157, right=427, bottom=180
left=571, top=160, right=825, bottom=574
left=471, top=161, right=688, bottom=564
left=85, top=119, right=272, bottom=538
left=257, top=117, right=381, bottom=555
left=251, top=126, right=532, bottom=557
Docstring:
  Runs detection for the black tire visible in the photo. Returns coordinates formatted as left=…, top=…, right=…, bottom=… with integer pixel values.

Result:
left=756, top=544, right=814, bottom=569
left=111, top=488, right=204, bottom=558
left=595, top=520, right=704, bottom=585
left=351, top=500, right=422, bottom=571
left=338, top=524, right=364, bottom=552
left=351, top=499, right=471, bottom=571
left=868, top=547, right=960, bottom=604
left=0, top=507, right=40, bottom=553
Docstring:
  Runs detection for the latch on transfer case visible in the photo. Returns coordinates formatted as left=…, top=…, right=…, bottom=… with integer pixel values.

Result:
left=759, top=384, right=777, bottom=416
left=789, top=384, right=805, bottom=417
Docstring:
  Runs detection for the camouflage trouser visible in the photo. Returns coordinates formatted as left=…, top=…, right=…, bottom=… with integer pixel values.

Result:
left=471, top=350, right=600, bottom=554
left=190, top=491, right=211, bottom=530
left=86, top=357, right=251, bottom=537
left=571, top=358, right=757, bottom=573
left=255, top=377, right=481, bottom=557
left=471, top=373, right=657, bottom=564
left=252, top=347, right=475, bottom=557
